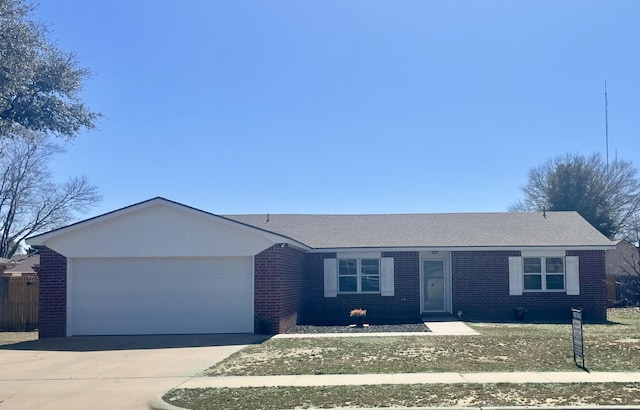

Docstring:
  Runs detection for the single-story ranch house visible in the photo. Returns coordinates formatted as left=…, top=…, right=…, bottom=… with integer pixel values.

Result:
left=27, top=197, right=615, bottom=337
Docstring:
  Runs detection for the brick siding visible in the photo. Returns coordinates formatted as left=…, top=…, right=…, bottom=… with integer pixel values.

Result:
left=567, top=250, right=607, bottom=321
left=38, top=247, right=67, bottom=337
left=254, top=245, right=306, bottom=334
left=37, top=245, right=607, bottom=337
left=452, top=250, right=607, bottom=322
left=300, top=251, right=421, bottom=324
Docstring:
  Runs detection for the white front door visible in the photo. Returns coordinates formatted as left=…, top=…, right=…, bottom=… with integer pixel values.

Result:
left=423, top=259, right=445, bottom=311
left=420, top=256, right=451, bottom=313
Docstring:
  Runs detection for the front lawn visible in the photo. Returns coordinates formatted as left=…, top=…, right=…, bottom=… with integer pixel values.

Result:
left=165, top=383, right=640, bottom=410
left=207, top=308, right=640, bottom=376
left=166, top=309, right=640, bottom=409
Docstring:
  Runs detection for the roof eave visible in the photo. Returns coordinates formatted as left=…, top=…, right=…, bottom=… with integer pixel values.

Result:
left=309, top=245, right=616, bottom=253
left=26, top=197, right=312, bottom=251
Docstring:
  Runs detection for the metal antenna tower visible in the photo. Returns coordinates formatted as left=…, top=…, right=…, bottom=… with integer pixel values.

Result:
left=605, top=81, right=609, bottom=171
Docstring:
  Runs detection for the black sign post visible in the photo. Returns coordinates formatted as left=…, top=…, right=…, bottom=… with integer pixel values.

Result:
left=572, top=308, right=585, bottom=369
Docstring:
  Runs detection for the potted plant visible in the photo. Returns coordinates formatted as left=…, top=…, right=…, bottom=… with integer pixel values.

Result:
left=350, top=308, right=367, bottom=328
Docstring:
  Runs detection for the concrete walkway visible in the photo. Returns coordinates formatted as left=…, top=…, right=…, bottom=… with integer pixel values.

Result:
left=425, top=321, right=478, bottom=335
left=178, top=371, right=640, bottom=389
left=273, top=321, right=478, bottom=338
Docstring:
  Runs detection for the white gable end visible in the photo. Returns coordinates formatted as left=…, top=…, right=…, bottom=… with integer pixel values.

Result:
left=33, top=202, right=278, bottom=258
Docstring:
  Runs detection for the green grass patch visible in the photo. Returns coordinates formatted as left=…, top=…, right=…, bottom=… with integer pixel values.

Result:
left=207, top=308, right=640, bottom=375
left=164, top=383, right=640, bottom=410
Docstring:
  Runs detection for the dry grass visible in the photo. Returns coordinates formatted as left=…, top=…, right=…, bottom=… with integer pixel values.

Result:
left=207, top=308, right=640, bottom=376
left=165, top=382, right=640, bottom=410
left=0, top=331, right=38, bottom=346
left=171, top=309, right=640, bottom=409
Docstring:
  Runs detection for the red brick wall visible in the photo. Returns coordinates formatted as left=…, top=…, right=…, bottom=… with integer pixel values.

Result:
left=567, top=250, right=607, bottom=321
left=301, top=251, right=421, bottom=324
left=254, top=245, right=306, bottom=334
left=36, top=244, right=607, bottom=337
left=38, top=247, right=67, bottom=337
left=452, top=250, right=607, bottom=322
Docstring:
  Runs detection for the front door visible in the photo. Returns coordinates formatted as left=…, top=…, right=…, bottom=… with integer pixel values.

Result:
left=422, top=259, right=445, bottom=312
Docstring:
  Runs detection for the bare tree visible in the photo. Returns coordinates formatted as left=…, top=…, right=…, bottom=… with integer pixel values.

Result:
left=510, top=153, right=640, bottom=240
left=0, top=129, right=100, bottom=258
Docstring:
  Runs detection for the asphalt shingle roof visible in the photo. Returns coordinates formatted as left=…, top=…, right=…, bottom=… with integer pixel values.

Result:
left=224, top=211, right=614, bottom=249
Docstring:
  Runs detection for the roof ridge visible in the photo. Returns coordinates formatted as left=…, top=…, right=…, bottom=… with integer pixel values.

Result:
left=224, top=211, right=579, bottom=217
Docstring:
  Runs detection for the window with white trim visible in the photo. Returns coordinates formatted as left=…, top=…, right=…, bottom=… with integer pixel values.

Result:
left=338, top=258, right=380, bottom=293
left=523, top=256, right=565, bottom=291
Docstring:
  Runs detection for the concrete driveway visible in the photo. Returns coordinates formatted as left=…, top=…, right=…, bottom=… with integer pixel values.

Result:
left=0, top=333, right=267, bottom=410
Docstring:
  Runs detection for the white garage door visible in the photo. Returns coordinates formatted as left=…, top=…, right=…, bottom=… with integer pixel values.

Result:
left=69, top=257, right=253, bottom=336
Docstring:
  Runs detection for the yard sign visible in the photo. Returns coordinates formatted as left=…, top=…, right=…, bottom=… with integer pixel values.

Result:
left=571, top=308, right=585, bottom=369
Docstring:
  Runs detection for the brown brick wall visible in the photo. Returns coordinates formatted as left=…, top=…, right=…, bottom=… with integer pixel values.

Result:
left=254, top=245, right=306, bottom=334
left=301, top=251, right=421, bottom=324
left=38, top=247, right=67, bottom=337
left=452, top=250, right=607, bottom=322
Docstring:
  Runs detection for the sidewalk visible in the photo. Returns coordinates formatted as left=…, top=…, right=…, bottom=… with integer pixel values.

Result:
left=274, top=321, right=479, bottom=338
left=178, top=371, right=640, bottom=389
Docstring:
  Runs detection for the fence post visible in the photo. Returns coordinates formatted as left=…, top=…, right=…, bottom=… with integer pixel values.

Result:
left=0, top=277, right=9, bottom=329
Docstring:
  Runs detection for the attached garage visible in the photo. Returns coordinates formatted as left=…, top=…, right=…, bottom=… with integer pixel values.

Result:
left=27, top=197, right=302, bottom=337
left=69, top=257, right=253, bottom=336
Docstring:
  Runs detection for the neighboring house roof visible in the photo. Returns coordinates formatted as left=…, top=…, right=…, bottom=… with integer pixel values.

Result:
left=0, top=257, right=17, bottom=271
left=4, top=254, right=40, bottom=275
left=225, top=211, right=615, bottom=249
left=606, top=240, right=640, bottom=277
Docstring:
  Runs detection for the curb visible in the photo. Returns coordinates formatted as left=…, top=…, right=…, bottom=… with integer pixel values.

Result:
left=150, top=391, right=640, bottom=410
left=148, top=395, right=190, bottom=410
left=323, top=408, right=640, bottom=410
left=150, top=402, right=640, bottom=410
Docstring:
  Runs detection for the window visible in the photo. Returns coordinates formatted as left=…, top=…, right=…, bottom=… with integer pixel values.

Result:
left=338, top=258, right=380, bottom=293
left=523, top=257, right=565, bottom=291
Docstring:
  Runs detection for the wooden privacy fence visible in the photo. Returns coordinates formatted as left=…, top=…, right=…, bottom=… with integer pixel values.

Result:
left=0, top=276, right=39, bottom=331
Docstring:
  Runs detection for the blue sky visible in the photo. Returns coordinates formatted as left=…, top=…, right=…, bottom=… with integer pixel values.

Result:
left=35, top=1, right=639, bottom=218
